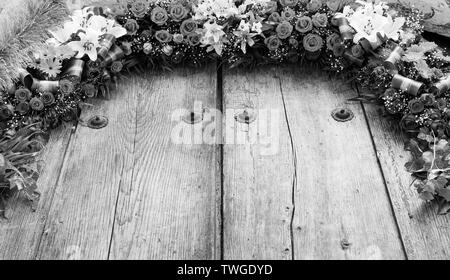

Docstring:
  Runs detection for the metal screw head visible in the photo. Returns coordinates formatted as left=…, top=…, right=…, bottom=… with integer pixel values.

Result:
left=235, top=109, right=257, bottom=124
left=182, top=111, right=203, bottom=124
left=331, top=108, right=354, bottom=122
left=87, top=115, right=109, bottom=129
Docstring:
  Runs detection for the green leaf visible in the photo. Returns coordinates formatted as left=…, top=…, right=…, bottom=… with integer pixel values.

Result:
left=437, top=188, right=450, bottom=202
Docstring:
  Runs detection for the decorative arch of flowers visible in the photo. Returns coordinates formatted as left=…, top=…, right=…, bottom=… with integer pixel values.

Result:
left=2, top=0, right=450, bottom=214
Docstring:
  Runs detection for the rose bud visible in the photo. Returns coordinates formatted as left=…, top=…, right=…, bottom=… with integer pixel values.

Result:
left=0, top=104, right=14, bottom=120
left=41, top=92, right=55, bottom=106
left=30, top=97, right=44, bottom=111
left=408, top=99, right=425, bottom=114
left=16, top=102, right=30, bottom=115
left=15, top=88, right=32, bottom=102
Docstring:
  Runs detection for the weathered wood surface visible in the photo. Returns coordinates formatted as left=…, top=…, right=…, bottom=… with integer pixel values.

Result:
left=222, top=67, right=405, bottom=260
left=223, top=68, right=295, bottom=260
left=0, top=126, right=74, bottom=259
left=278, top=68, right=406, bottom=260
left=36, top=76, right=138, bottom=260
left=363, top=102, right=450, bottom=259
left=2, top=66, right=450, bottom=260
left=109, top=67, right=221, bottom=260
left=32, top=66, right=219, bottom=260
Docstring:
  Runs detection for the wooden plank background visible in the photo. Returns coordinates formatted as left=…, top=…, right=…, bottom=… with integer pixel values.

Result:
left=1, top=65, right=450, bottom=260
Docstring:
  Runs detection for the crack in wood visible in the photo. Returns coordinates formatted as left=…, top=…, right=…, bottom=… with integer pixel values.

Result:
left=277, top=76, right=297, bottom=260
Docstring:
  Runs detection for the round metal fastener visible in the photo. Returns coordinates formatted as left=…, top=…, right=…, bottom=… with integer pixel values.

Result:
left=182, top=111, right=203, bottom=124
left=235, top=109, right=257, bottom=124
left=87, top=115, right=109, bottom=129
left=331, top=108, right=354, bottom=122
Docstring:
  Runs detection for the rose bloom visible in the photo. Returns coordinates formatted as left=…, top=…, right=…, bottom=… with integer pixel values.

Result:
left=155, top=30, right=173, bottom=43
left=162, top=45, right=173, bottom=56
left=169, top=4, right=188, bottom=22
left=276, top=21, right=293, bottom=39
left=41, top=92, right=55, bottom=106
left=303, top=33, right=324, bottom=52
left=82, top=84, right=97, bottom=98
left=15, top=88, right=32, bottom=102
left=124, top=19, right=139, bottom=35
left=279, top=0, right=298, bottom=7
left=333, top=44, right=345, bottom=56
left=295, top=16, right=313, bottom=33
left=111, top=61, right=123, bottom=73
left=173, top=34, right=184, bottom=44
left=408, top=99, right=425, bottom=114
left=30, top=97, right=44, bottom=111
left=121, top=41, right=133, bottom=55
left=264, top=1, right=278, bottom=14
left=307, top=0, right=323, bottom=12
left=151, top=7, right=169, bottom=25
left=326, top=33, right=342, bottom=50
left=326, top=0, right=344, bottom=12
left=59, top=79, right=74, bottom=95
left=130, top=0, right=148, bottom=18
left=0, top=105, right=13, bottom=120
left=420, top=94, right=435, bottom=107
left=269, top=12, right=281, bottom=22
left=281, top=7, right=296, bottom=21
left=312, top=13, right=328, bottom=28
left=351, top=44, right=364, bottom=58
left=16, top=102, right=30, bottom=115
left=265, top=35, right=281, bottom=51
left=143, top=42, right=153, bottom=54
left=140, top=29, right=153, bottom=39
left=289, top=38, right=299, bottom=48
left=400, top=114, right=419, bottom=131
left=187, top=33, right=201, bottom=46
left=180, top=19, right=198, bottom=35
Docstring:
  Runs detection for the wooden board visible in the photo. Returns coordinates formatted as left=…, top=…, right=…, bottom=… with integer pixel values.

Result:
left=222, top=66, right=406, bottom=260
left=35, top=76, right=138, bottom=260
left=109, top=66, right=221, bottom=260
left=222, top=68, right=295, bottom=260
left=363, top=102, right=450, bottom=260
left=280, top=67, right=406, bottom=260
left=0, top=126, right=74, bottom=260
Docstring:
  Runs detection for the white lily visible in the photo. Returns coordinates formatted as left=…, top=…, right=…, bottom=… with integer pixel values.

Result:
left=47, top=21, right=81, bottom=46
left=67, top=29, right=101, bottom=61
left=87, top=15, right=127, bottom=38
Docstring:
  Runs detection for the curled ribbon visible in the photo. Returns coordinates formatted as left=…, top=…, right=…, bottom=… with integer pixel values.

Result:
left=18, top=69, right=60, bottom=93
left=336, top=17, right=354, bottom=41
left=383, top=45, right=404, bottom=73
left=63, top=58, right=85, bottom=81
left=343, top=50, right=364, bottom=67
left=100, top=45, right=125, bottom=67
left=98, top=34, right=116, bottom=59
left=391, top=74, right=424, bottom=96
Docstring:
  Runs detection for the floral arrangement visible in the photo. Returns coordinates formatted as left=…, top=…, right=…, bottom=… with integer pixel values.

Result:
left=1, top=0, right=450, bottom=215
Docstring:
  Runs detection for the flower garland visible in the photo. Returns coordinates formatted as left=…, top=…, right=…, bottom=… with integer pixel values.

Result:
left=1, top=0, right=450, bottom=214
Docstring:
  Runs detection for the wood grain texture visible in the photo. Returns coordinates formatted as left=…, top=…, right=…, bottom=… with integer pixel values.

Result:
left=109, top=66, right=221, bottom=260
left=363, top=102, right=450, bottom=260
left=278, top=66, right=405, bottom=260
left=0, top=126, right=74, bottom=260
left=36, top=78, right=137, bottom=260
left=222, top=68, right=295, bottom=260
